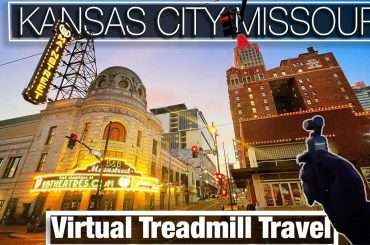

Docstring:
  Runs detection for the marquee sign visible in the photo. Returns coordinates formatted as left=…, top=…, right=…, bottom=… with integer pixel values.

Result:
left=32, top=160, right=160, bottom=193
left=32, top=173, right=160, bottom=193
left=22, top=21, right=73, bottom=104
left=75, top=159, right=140, bottom=176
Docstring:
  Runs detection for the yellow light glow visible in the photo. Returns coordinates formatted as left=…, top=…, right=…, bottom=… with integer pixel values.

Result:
left=31, top=173, right=160, bottom=193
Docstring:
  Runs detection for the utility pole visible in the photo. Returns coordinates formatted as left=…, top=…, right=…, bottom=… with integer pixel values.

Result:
left=167, top=142, right=172, bottom=210
left=200, top=150, right=204, bottom=200
left=212, top=122, right=221, bottom=174
left=94, top=121, right=112, bottom=210
left=223, top=142, right=234, bottom=208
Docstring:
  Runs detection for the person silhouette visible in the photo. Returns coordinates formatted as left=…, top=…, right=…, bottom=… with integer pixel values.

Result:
left=297, top=115, right=370, bottom=244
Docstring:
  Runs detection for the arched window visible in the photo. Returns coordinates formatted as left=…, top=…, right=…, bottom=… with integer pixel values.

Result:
left=103, top=122, right=126, bottom=142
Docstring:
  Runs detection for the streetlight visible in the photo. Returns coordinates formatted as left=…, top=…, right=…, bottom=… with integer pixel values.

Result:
left=209, top=122, right=221, bottom=197
left=208, top=122, right=220, bottom=174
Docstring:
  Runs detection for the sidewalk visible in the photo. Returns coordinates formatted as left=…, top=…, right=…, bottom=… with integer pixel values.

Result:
left=0, top=224, right=45, bottom=240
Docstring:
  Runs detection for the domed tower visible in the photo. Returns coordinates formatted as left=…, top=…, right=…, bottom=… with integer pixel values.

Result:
left=86, top=66, right=147, bottom=111
left=53, top=66, right=163, bottom=196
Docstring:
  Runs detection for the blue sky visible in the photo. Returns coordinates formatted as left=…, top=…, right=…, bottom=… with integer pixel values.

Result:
left=1, top=0, right=370, bottom=165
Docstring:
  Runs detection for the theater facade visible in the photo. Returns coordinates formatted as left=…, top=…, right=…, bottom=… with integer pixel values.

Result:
left=0, top=66, right=193, bottom=224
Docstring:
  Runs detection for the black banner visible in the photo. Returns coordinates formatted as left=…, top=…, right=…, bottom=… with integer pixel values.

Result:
left=8, top=1, right=370, bottom=41
left=46, top=211, right=337, bottom=244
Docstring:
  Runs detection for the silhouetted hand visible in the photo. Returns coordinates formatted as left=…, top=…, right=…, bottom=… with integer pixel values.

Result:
left=297, top=150, right=370, bottom=244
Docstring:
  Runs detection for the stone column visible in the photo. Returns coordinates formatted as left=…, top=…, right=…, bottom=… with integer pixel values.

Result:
left=115, top=191, right=125, bottom=210
left=79, top=191, right=91, bottom=210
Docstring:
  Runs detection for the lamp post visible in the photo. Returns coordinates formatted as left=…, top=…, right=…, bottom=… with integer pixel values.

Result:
left=223, top=142, right=234, bottom=208
left=209, top=122, right=221, bottom=174
left=94, top=121, right=112, bottom=210
left=164, top=140, right=172, bottom=210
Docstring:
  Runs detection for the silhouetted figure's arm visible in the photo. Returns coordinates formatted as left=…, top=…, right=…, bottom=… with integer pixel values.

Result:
left=298, top=150, right=370, bottom=244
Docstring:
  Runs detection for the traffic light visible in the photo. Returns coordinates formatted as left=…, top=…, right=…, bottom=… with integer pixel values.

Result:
left=191, top=145, right=199, bottom=158
left=220, top=8, right=236, bottom=37
left=67, top=133, right=79, bottom=149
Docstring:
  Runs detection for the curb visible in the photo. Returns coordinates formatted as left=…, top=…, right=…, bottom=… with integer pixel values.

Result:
left=8, top=232, right=44, bottom=240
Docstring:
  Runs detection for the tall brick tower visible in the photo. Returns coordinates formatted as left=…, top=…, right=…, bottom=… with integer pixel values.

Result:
left=227, top=34, right=363, bottom=167
left=227, top=35, right=369, bottom=209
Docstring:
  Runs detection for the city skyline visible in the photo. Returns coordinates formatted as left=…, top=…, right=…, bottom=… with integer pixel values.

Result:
left=1, top=32, right=370, bottom=165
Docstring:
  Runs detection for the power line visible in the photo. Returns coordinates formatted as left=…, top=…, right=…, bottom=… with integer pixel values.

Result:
left=0, top=52, right=43, bottom=68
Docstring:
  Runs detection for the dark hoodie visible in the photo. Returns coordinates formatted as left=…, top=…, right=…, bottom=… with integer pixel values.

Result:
left=298, top=150, right=370, bottom=244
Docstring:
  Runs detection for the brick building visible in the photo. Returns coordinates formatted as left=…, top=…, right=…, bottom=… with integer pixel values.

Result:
left=227, top=34, right=370, bottom=209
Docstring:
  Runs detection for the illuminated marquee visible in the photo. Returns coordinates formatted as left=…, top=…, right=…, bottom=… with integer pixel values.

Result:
left=22, top=21, right=73, bottom=104
left=32, top=173, right=160, bottom=193
left=32, top=160, right=161, bottom=193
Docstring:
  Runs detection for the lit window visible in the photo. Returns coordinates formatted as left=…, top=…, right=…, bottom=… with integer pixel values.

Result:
left=273, top=73, right=277, bottom=77
left=337, top=80, right=342, bottom=85
left=136, top=130, right=142, bottom=147
left=298, top=69, right=303, bottom=73
left=344, top=95, right=350, bottom=100
left=253, top=115, right=258, bottom=118
left=252, top=108, right=257, bottom=113
left=265, top=106, right=270, bottom=111
left=301, top=86, right=306, bottom=90
left=36, top=153, right=47, bottom=172
left=340, top=87, right=346, bottom=92
left=152, top=139, right=158, bottom=156
left=263, top=99, right=268, bottom=104
left=307, top=100, right=312, bottom=105
left=261, top=92, right=266, bottom=97
left=3, top=157, right=21, bottom=178
left=333, top=73, right=338, bottom=78
left=45, top=126, right=57, bottom=145
left=236, top=96, right=240, bottom=101
left=238, top=110, right=243, bottom=115
left=282, top=71, right=286, bottom=76
left=250, top=101, right=255, bottom=106
left=237, top=103, right=241, bottom=108
left=234, top=90, right=239, bottom=94
left=247, top=87, right=252, bottom=92
left=314, top=98, right=319, bottom=102
left=309, top=84, right=313, bottom=88
left=249, top=94, right=253, bottom=99
left=325, top=56, right=330, bottom=61
left=306, top=78, right=310, bottom=81
left=298, top=79, right=303, bottom=84
left=103, top=122, right=126, bottom=142
left=260, top=85, right=264, bottom=90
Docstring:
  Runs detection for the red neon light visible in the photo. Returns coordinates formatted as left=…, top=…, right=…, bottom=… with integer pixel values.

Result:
left=236, top=33, right=250, bottom=48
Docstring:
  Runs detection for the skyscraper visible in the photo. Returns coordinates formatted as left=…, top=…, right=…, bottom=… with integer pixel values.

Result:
left=150, top=104, right=218, bottom=200
left=228, top=34, right=362, bottom=163
left=227, top=35, right=370, bottom=209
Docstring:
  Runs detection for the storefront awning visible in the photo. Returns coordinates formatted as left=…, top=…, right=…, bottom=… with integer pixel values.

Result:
left=231, top=160, right=299, bottom=188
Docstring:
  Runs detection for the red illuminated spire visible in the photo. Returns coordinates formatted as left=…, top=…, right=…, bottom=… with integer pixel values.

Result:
left=236, top=33, right=250, bottom=48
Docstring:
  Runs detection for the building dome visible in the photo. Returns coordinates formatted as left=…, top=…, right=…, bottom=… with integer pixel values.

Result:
left=87, top=66, right=147, bottom=110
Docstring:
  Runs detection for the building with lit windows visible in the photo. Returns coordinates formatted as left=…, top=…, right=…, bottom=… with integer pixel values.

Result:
left=227, top=35, right=370, bottom=209
left=0, top=66, right=193, bottom=225
left=150, top=104, right=218, bottom=200
left=352, top=81, right=370, bottom=111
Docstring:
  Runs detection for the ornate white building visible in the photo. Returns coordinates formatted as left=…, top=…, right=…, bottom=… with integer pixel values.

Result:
left=0, top=66, right=193, bottom=224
